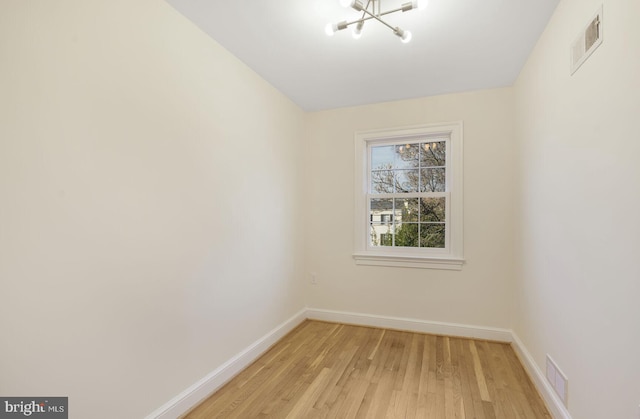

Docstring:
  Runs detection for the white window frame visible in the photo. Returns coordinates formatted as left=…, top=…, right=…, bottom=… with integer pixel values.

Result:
left=353, top=122, right=464, bottom=270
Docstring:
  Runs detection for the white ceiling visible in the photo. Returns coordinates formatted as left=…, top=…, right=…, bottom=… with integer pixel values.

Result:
left=165, top=0, right=559, bottom=111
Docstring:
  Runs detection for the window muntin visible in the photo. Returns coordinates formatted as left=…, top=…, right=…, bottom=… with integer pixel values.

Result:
left=368, top=139, right=449, bottom=250
left=353, top=122, right=463, bottom=270
left=370, top=141, right=446, bottom=194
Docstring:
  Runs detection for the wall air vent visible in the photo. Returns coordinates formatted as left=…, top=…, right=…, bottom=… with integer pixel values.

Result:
left=571, top=6, right=603, bottom=75
left=546, top=355, right=569, bottom=406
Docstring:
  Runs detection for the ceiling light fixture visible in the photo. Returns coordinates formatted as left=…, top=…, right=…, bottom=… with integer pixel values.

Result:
left=325, top=0, right=427, bottom=43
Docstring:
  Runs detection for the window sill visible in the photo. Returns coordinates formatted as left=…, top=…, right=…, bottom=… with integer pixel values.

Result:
left=352, top=252, right=464, bottom=270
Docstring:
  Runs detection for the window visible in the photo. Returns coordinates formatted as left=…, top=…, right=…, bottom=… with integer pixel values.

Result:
left=353, top=122, right=464, bottom=270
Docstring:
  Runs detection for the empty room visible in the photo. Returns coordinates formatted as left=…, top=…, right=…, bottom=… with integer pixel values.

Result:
left=1, top=0, right=639, bottom=418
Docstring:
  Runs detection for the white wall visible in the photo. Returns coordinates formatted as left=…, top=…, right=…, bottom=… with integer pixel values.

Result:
left=513, top=0, right=640, bottom=417
left=4, top=0, right=638, bottom=417
left=0, top=1, right=305, bottom=418
left=305, top=88, right=517, bottom=329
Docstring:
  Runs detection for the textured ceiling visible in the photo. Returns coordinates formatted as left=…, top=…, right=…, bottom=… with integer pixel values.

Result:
left=165, top=0, right=560, bottom=111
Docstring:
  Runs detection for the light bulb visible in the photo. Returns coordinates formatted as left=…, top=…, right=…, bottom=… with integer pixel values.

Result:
left=353, top=21, right=364, bottom=39
left=351, top=0, right=364, bottom=11
left=326, top=21, right=348, bottom=36
left=394, top=27, right=410, bottom=43
left=405, top=0, right=427, bottom=11
left=325, top=23, right=336, bottom=36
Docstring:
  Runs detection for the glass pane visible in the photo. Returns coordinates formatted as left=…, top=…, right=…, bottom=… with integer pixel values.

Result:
left=370, top=198, right=394, bottom=247
left=371, top=145, right=395, bottom=170
left=420, top=197, right=445, bottom=222
left=370, top=198, right=393, bottom=220
left=420, top=168, right=446, bottom=192
left=370, top=223, right=394, bottom=247
left=420, top=141, right=446, bottom=167
left=371, top=170, right=394, bottom=193
left=395, top=143, right=419, bottom=169
left=395, top=169, right=419, bottom=193
left=420, top=224, right=445, bottom=248
left=394, top=198, right=419, bottom=222
left=395, top=223, right=419, bottom=247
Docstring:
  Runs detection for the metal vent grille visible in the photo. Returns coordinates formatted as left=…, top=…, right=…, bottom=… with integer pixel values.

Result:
left=585, top=15, right=601, bottom=51
left=570, top=6, right=603, bottom=75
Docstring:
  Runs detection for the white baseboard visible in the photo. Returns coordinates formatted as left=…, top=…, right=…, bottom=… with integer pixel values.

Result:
left=511, top=332, right=572, bottom=419
left=145, top=308, right=307, bottom=419
left=147, top=307, right=568, bottom=419
left=310, top=308, right=570, bottom=419
left=306, top=308, right=513, bottom=342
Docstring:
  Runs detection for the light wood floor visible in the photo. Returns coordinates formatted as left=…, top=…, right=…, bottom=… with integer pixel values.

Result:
left=184, top=320, right=551, bottom=419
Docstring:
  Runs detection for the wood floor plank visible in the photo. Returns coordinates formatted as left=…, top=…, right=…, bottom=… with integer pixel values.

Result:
left=443, top=337, right=457, bottom=418
left=469, top=340, right=492, bottom=402
left=368, top=329, right=386, bottom=360
left=414, top=335, right=432, bottom=417
left=403, top=334, right=422, bottom=417
left=448, top=338, right=466, bottom=419
left=454, top=338, right=479, bottom=419
left=313, top=345, right=359, bottom=410
left=183, top=321, right=551, bottom=419
left=501, top=343, right=552, bottom=419
left=459, top=339, right=482, bottom=412
left=331, top=376, right=368, bottom=418
left=285, top=367, right=333, bottom=419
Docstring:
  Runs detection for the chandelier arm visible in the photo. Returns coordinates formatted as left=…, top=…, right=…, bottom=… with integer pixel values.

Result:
left=357, top=0, right=372, bottom=29
left=343, top=7, right=405, bottom=31
left=345, top=14, right=385, bottom=27
left=327, top=0, right=417, bottom=39
left=359, top=7, right=397, bottom=31
left=377, top=6, right=405, bottom=16
left=361, top=0, right=372, bottom=19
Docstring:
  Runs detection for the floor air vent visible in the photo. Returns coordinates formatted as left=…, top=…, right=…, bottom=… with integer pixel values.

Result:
left=570, top=6, right=603, bottom=75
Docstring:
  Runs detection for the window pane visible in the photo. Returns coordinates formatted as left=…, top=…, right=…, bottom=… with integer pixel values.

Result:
left=371, top=170, right=394, bottom=193
left=380, top=232, right=393, bottom=246
left=371, top=145, right=395, bottom=170
left=370, top=223, right=394, bottom=247
left=395, top=169, right=419, bottom=193
left=395, top=144, right=419, bottom=169
left=394, top=198, right=419, bottom=222
left=420, top=224, right=445, bottom=248
left=370, top=198, right=394, bottom=247
left=395, top=223, right=419, bottom=247
left=420, top=141, right=446, bottom=167
left=370, top=198, right=393, bottom=222
left=420, top=197, right=445, bottom=222
left=420, top=168, right=446, bottom=192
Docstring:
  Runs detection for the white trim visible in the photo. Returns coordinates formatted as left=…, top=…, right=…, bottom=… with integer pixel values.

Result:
left=309, top=309, right=568, bottom=418
left=146, top=308, right=567, bottom=419
left=352, top=252, right=464, bottom=270
left=306, top=308, right=512, bottom=342
left=511, top=333, right=573, bottom=419
left=354, top=122, right=464, bottom=269
left=145, top=308, right=307, bottom=419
